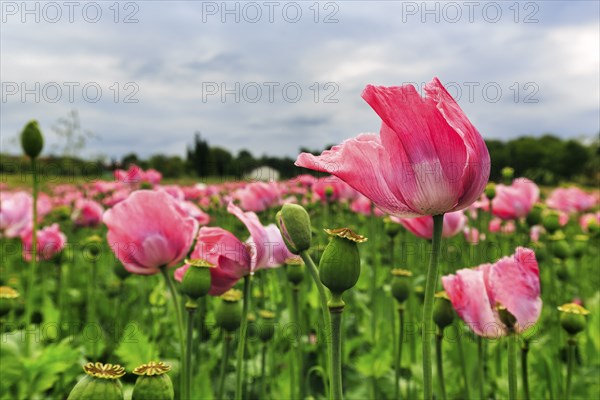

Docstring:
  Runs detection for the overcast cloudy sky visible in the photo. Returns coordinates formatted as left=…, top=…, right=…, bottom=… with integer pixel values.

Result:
left=1, top=0, right=598, bottom=160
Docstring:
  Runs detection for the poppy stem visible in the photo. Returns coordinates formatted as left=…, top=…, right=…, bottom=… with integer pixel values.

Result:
left=508, top=333, right=518, bottom=400
left=394, top=305, right=405, bottom=400
left=436, top=329, right=447, bottom=400
left=456, top=327, right=471, bottom=399
left=565, top=338, right=576, bottom=399
left=329, top=298, right=344, bottom=400
left=24, top=157, right=38, bottom=357
left=521, top=339, right=530, bottom=400
left=478, top=336, right=486, bottom=399
left=422, top=214, right=444, bottom=400
left=185, top=303, right=197, bottom=399
left=160, top=267, right=187, bottom=400
left=290, top=285, right=303, bottom=399
left=235, top=275, right=252, bottom=400
left=218, top=333, right=232, bottom=400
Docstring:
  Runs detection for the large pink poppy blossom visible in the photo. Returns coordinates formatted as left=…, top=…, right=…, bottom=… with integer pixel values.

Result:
left=391, top=210, right=467, bottom=239
left=72, top=199, right=104, bottom=227
left=442, top=247, right=541, bottom=338
left=0, top=191, right=32, bottom=238
left=21, top=223, right=67, bottom=261
left=546, top=187, right=597, bottom=213
left=296, top=78, right=490, bottom=217
left=175, top=226, right=251, bottom=296
left=103, top=190, right=198, bottom=275
left=491, top=178, right=539, bottom=220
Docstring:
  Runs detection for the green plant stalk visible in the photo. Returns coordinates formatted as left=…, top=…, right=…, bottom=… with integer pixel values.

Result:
left=522, top=340, right=530, bottom=400
left=329, top=301, right=344, bottom=400
left=436, top=330, right=447, bottom=400
left=89, top=259, right=98, bottom=358
left=565, top=338, right=575, bottom=399
left=291, top=285, right=303, bottom=399
left=422, top=214, right=444, bottom=400
left=235, top=275, right=252, bottom=400
left=160, top=267, right=187, bottom=399
left=260, top=343, right=268, bottom=399
left=24, top=157, right=38, bottom=356
left=186, top=304, right=197, bottom=399
left=508, top=333, right=518, bottom=400
left=478, top=336, right=485, bottom=400
left=456, top=328, right=471, bottom=399
left=394, top=306, right=405, bottom=400
left=218, top=334, right=232, bottom=400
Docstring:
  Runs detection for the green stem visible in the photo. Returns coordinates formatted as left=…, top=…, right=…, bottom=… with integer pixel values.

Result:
left=218, top=334, right=232, bottom=399
left=235, top=275, right=252, bottom=400
left=291, top=286, right=303, bottom=400
left=24, top=157, right=38, bottom=356
left=456, top=328, right=471, bottom=399
left=566, top=338, right=575, bottom=399
left=478, top=336, right=486, bottom=400
left=186, top=305, right=197, bottom=399
left=422, top=214, right=444, bottom=400
left=160, top=267, right=187, bottom=399
left=89, top=260, right=98, bottom=358
left=436, top=330, right=447, bottom=400
left=395, top=306, right=405, bottom=400
left=522, top=340, right=530, bottom=400
left=508, top=333, right=517, bottom=400
left=260, top=343, right=268, bottom=399
left=329, top=303, right=344, bottom=400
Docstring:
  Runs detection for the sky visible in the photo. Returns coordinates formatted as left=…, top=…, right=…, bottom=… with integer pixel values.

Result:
left=1, top=0, right=599, bottom=160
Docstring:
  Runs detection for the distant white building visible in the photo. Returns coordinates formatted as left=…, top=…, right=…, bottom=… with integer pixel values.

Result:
left=244, top=166, right=280, bottom=182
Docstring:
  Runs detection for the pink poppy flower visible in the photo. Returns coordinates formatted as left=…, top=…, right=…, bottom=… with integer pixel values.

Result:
left=175, top=226, right=251, bottom=296
left=21, top=223, right=67, bottom=261
left=103, top=190, right=198, bottom=275
left=234, top=182, right=280, bottom=212
left=442, top=247, right=541, bottom=338
left=579, top=212, right=600, bottom=232
left=463, top=227, right=484, bottom=245
left=72, top=199, right=104, bottom=227
left=114, top=164, right=143, bottom=184
left=295, top=78, right=490, bottom=217
left=0, top=191, right=32, bottom=238
left=178, top=201, right=210, bottom=226
left=529, top=225, right=545, bottom=242
left=489, top=218, right=516, bottom=234
left=143, top=169, right=162, bottom=185
left=492, top=178, right=539, bottom=220
left=391, top=210, right=467, bottom=239
left=546, top=187, right=597, bottom=213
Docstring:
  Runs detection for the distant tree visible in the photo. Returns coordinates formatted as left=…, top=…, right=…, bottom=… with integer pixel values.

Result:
left=121, top=153, right=140, bottom=167
left=210, top=147, right=233, bottom=176
left=186, top=132, right=212, bottom=177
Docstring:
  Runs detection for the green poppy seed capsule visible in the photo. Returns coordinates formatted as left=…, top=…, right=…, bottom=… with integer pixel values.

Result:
left=276, top=204, right=312, bottom=255
left=0, top=286, right=20, bottom=317
left=113, top=262, right=130, bottom=280
left=572, top=235, right=589, bottom=259
left=383, top=218, right=402, bottom=238
left=215, top=289, right=243, bottom=332
left=558, top=303, right=590, bottom=336
left=542, top=211, right=562, bottom=234
left=132, top=361, right=174, bottom=400
left=390, top=269, right=412, bottom=304
left=319, top=228, right=367, bottom=296
left=526, top=203, right=545, bottom=226
left=497, top=305, right=517, bottom=331
left=258, top=310, right=276, bottom=342
left=551, top=239, right=570, bottom=260
left=588, top=219, right=600, bottom=236
left=67, top=362, right=125, bottom=400
left=20, top=120, right=44, bottom=159
left=484, top=182, right=496, bottom=201
left=556, top=262, right=569, bottom=282
left=286, top=259, right=305, bottom=286
left=501, top=167, right=514, bottom=184
left=433, top=292, right=455, bottom=330
left=181, top=259, right=213, bottom=300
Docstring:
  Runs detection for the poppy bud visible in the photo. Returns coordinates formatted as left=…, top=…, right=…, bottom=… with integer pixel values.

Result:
left=324, top=186, right=334, bottom=199
left=132, top=361, right=174, bottom=400
left=286, top=259, right=305, bottom=286
left=484, top=182, right=496, bottom=201
left=526, top=203, right=545, bottom=226
left=572, top=235, right=589, bottom=259
left=588, top=219, right=600, bottom=236
left=319, top=228, right=367, bottom=297
left=433, top=291, right=455, bottom=330
left=215, top=289, right=243, bottom=332
left=390, top=269, right=412, bottom=304
left=558, top=303, right=590, bottom=336
left=383, top=217, right=402, bottom=238
left=20, top=120, right=44, bottom=159
left=497, top=305, right=517, bottom=331
left=542, top=210, right=562, bottom=234
left=501, top=167, right=514, bottom=184
left=556, top=260, right=569, bottom=282
left=277, top=204, right=312, bottom=254
left=0, top=286, right=20, bottom=317
left=67, top=362, right=125, bottom=400
left=181, top=259, right=213, bottom=300
left=549, top=232, right=570, bottom=260
left=258, top=310, right=276, bottom=342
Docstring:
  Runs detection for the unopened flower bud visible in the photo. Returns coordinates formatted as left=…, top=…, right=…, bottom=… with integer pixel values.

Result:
left=277, top=204, right=312, bottom=254
left=390, top=269, right=412, bottom=304
left=215, top=289, right=243, bottom=332
left=67, top=362, right=125, bottom=400
left=181, top=259, right=213, bottom=300
left=549, top=232, right=570, bottom=260
left=319, top=228, right=367, bottom=296
left=258, top=310, right=276, bottom=342
left=572, top=235, right=589, bottom=259
left=484, top=182, right=496, bottom=201
left=501, top=167, right=514, bottom=184
left=286, top=259, right=305, bottom=286
left=558, top=303, right=590, bottom=336
left=526, top=203, right=545, bottom=227
left=543, top=210, right=563, bottom=234
left=20, top=120, right=44, bottom=159
left=433, top=292, right=455, bottom=330
left=0, top=286, right=20, bottom=317
left=132, top=361, right=174, bottom=400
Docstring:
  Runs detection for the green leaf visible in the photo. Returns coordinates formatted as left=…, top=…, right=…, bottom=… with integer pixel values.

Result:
left=115, top=327, right=152, bottom=371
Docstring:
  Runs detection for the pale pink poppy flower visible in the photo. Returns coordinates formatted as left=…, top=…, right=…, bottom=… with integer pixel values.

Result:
left=114, top=164, right=143, bottom=184
left=391, top=210, right=467, bottom=239
left=442, top=247, right=541, bottom=338
left=21, top=223, right=67, bottom=261
left=463, top=227, right=484, bottom=245
left=143, top=169, right=162, bottom=185
left=72, top=199, right=104, bottom=227
left=179, top=200, right=210, bottom=226
left=0, top=191, right=32, bottom=238
left=546, top=187, right=597, bottom=213
left=296, top=78, right=490, bottom=217
left=529, top=225, right=545, bottom=242
left=103, top=190, right=198, bottom=275
left=492, top=178, right=539, bottom=220
left=234, top=182, right=280, bottom=212
left=579, top=212, right=600, bottom=232
left=489, top=218, right=516, bottom=234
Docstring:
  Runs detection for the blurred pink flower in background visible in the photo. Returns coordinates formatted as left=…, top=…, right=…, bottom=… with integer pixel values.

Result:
left=579, top=212, right=600, bottom=232
left=463, top=226, right=484, bottom=245
left=72, top=199, right=104, bottom=227
left=296, top=78, right=490, bottom=217
left=234, top=182, right=280, bottom=212
left=0, top=191, right=32, bottom=238
left=392, top=210, right=467, bottom=239
left=103, top=190, right=198, bottom=275
left=179, top=201, right=211, bottom=226
left=489, top=218, right=516, bottom=234
left=143, top=169, right=162, bottom=185
left=442, top=247, right=541, bottom=338
left=21, top=223, right=67, bottom=261
left=492, top=178, right=539, bottom=220
left=114, top=164, right=143, bottom=184
left=546, top=187, right=597, bottom=213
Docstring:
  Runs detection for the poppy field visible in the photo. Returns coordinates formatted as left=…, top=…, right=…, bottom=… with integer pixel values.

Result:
left=1, top=81, right=600, bottom=400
